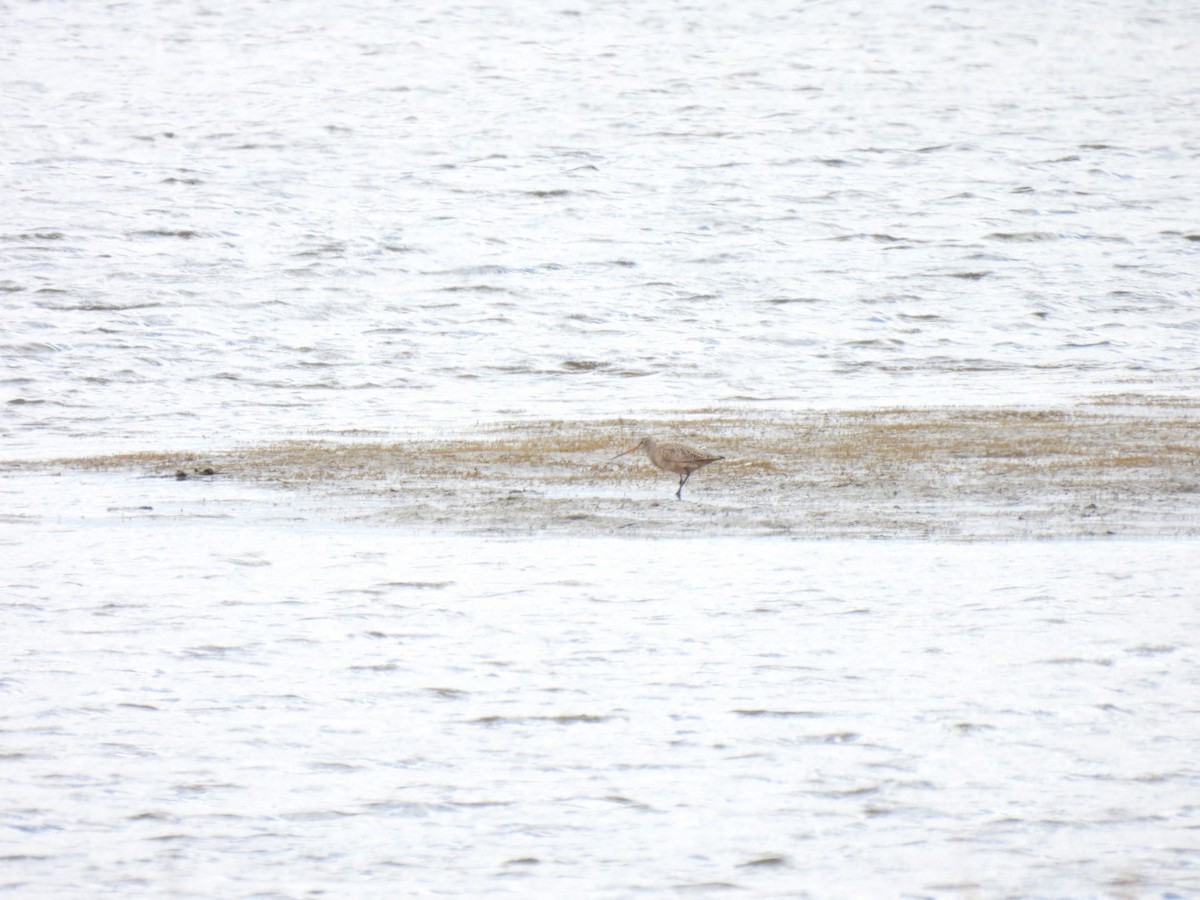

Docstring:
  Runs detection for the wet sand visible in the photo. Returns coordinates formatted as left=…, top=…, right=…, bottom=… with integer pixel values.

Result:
left=12, top=403, right=1199, bottom=539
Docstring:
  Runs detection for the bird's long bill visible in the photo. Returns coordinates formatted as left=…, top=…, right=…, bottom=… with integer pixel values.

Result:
left=610, top=444, right=639, bottom=460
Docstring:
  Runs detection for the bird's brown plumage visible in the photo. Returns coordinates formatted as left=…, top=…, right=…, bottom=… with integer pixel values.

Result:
left=611, top=437, right=724, bottom=499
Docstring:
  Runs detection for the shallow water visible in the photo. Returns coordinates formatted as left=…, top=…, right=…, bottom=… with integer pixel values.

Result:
left=3, top=0, right=1200, bottom=896
left=3, top=0, right=1200, bottom=457
left=3, top=517, right=1199, bottom=898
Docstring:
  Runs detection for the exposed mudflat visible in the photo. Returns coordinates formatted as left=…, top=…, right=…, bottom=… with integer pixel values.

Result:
left=12, top=403, right=1200, bottom=539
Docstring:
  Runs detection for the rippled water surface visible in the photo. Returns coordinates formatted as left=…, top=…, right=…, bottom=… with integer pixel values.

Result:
left=4, top=513, right=1199, bottom=898
left=3, top=0, right=1200, bottom=456
left=3, top=0, right=1200, bottom=896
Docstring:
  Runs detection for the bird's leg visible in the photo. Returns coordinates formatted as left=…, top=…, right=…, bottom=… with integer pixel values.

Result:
left=676, top=471, right=690, bottom=499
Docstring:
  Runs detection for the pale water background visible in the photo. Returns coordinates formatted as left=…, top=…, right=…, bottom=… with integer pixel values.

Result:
left=3, top=0, right=1200, bottom=455
left=3, top=0, right=1200, bottom=896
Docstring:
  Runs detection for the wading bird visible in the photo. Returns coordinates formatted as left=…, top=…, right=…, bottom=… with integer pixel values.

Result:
left=611, top=437, right=724, bottom=500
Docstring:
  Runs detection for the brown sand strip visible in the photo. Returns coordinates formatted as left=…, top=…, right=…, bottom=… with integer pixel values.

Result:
left=11, top=406, right=1200, bottom=539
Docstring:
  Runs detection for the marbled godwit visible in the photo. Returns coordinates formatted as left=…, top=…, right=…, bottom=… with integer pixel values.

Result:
left=611, top=437, right=724, bottom=499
